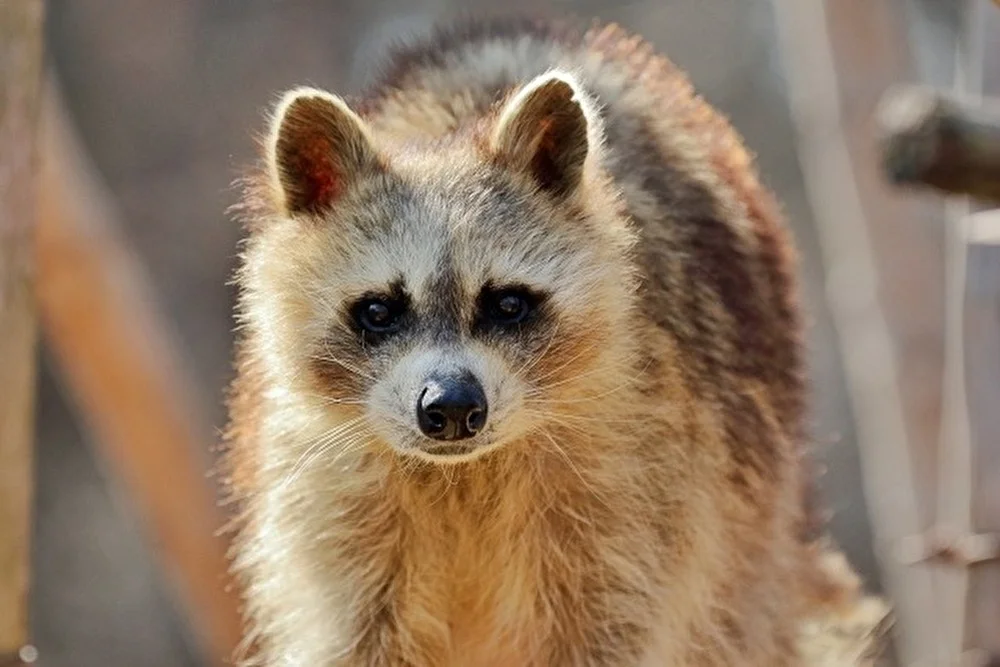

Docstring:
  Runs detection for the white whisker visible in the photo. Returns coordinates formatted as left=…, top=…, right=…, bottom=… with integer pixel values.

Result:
left=278, top=417, right=368, bottom=490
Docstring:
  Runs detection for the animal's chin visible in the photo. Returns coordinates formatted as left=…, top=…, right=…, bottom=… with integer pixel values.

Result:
left=393, top=436, right=507, bottom=465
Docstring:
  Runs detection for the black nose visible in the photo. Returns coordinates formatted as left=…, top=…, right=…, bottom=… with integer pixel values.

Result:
left=417, top=373, right=488, bottom=441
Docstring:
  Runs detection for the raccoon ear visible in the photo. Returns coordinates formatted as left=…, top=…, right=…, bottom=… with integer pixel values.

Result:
left=268, top=87, right=379, bottom=217
left=491, top=71, right=597, bottom=199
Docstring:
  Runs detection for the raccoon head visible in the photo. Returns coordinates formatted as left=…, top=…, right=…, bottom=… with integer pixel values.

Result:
left=243, top=71, right=638, bottom=464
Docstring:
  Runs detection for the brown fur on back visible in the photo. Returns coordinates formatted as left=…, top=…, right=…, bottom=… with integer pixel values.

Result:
left=223, top=17, right=887, bottom=666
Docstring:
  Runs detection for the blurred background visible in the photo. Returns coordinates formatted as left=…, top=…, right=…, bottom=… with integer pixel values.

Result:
left=8, top=0, right=997, bottom=665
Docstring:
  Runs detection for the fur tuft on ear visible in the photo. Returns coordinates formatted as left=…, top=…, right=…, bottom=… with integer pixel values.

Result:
left=491, top=71, right=600, bottom=199
left=267, top=87, right=379, bottom=217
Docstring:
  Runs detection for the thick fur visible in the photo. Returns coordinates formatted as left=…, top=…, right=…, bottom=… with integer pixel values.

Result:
left=223, top=17, right=888, bottom=666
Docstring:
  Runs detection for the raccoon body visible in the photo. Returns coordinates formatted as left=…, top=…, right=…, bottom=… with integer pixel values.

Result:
left=224, top=18, right=886, bottom=666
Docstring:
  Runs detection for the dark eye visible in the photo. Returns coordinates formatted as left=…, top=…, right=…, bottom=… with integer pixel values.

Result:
left=487, top=290, right=532, bottom=325
left=356, top=298, right=403, bottom=334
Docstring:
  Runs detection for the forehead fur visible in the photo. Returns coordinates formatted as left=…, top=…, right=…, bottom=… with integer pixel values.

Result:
left=269, top=151, right=625, bottom=311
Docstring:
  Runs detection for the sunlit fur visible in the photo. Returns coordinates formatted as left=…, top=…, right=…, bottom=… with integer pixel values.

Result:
left=223, top=18, right=887, bottom=666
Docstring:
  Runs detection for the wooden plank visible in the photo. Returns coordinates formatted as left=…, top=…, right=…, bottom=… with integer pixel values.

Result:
left=0, top=1, right=44, bottom=663
left=35, top=85, right=243, bottom=666
left=771, top=1, right=940, bottom=663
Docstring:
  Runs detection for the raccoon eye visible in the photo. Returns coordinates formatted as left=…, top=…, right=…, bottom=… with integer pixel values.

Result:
left=487, top=290, right=532, bottom=325
left=355, top=298, right=403, bottom=334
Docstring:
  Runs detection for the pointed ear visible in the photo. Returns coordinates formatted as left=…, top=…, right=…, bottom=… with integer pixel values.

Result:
left=267, top=87, right=379, bottom=217
left=491, top=71, right=598, bottom=199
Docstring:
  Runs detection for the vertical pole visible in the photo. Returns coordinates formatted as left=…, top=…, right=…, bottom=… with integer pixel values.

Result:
left=0, top=1, right=44, bottom=664
left=961, top=210, right=1000, bottom=662
left=931, top=0, right=986, bottom=660
left=961, top=3, right=1000, bottom=660
left=772, top=0, right=940, bottom=662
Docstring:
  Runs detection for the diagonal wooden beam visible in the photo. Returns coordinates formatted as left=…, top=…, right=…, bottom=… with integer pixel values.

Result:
left=0, top=1, right=44, bottom=664
left=35, top=83, right=243, bottom=666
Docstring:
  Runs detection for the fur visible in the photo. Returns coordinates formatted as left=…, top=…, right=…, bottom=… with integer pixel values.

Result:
left=222, top=17, right=888, bottom=666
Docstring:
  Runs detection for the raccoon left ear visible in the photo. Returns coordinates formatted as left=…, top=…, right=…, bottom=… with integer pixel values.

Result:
left=491, top=71, right=598, bottom=199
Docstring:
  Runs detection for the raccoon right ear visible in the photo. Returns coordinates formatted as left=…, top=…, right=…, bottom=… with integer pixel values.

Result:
left=267, top=87, right=379, bottom=217
left=491, top=71, right=599, bottom=199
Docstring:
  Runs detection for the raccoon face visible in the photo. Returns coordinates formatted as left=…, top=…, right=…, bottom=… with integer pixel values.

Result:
left=246, top=72, right=637, bottom=463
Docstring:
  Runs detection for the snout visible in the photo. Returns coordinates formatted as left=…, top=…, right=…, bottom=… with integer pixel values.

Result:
left=416, top=372, right=488, bottom=442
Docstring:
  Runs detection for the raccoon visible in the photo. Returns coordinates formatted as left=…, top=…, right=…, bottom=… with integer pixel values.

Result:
left=223, top=17, right=888, bottom=667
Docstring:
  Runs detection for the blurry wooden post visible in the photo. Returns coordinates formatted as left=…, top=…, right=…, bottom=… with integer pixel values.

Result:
left=35, top=85, right=244, bottom=666
left=0, top=1, right=44, bottom=664
left=875, top=1, right=1000, bottom=662
left=772, top=0, right=942, bottom=663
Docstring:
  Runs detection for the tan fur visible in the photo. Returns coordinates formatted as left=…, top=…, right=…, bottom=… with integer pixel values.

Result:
left=223, top=18, right=888, bottom=666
